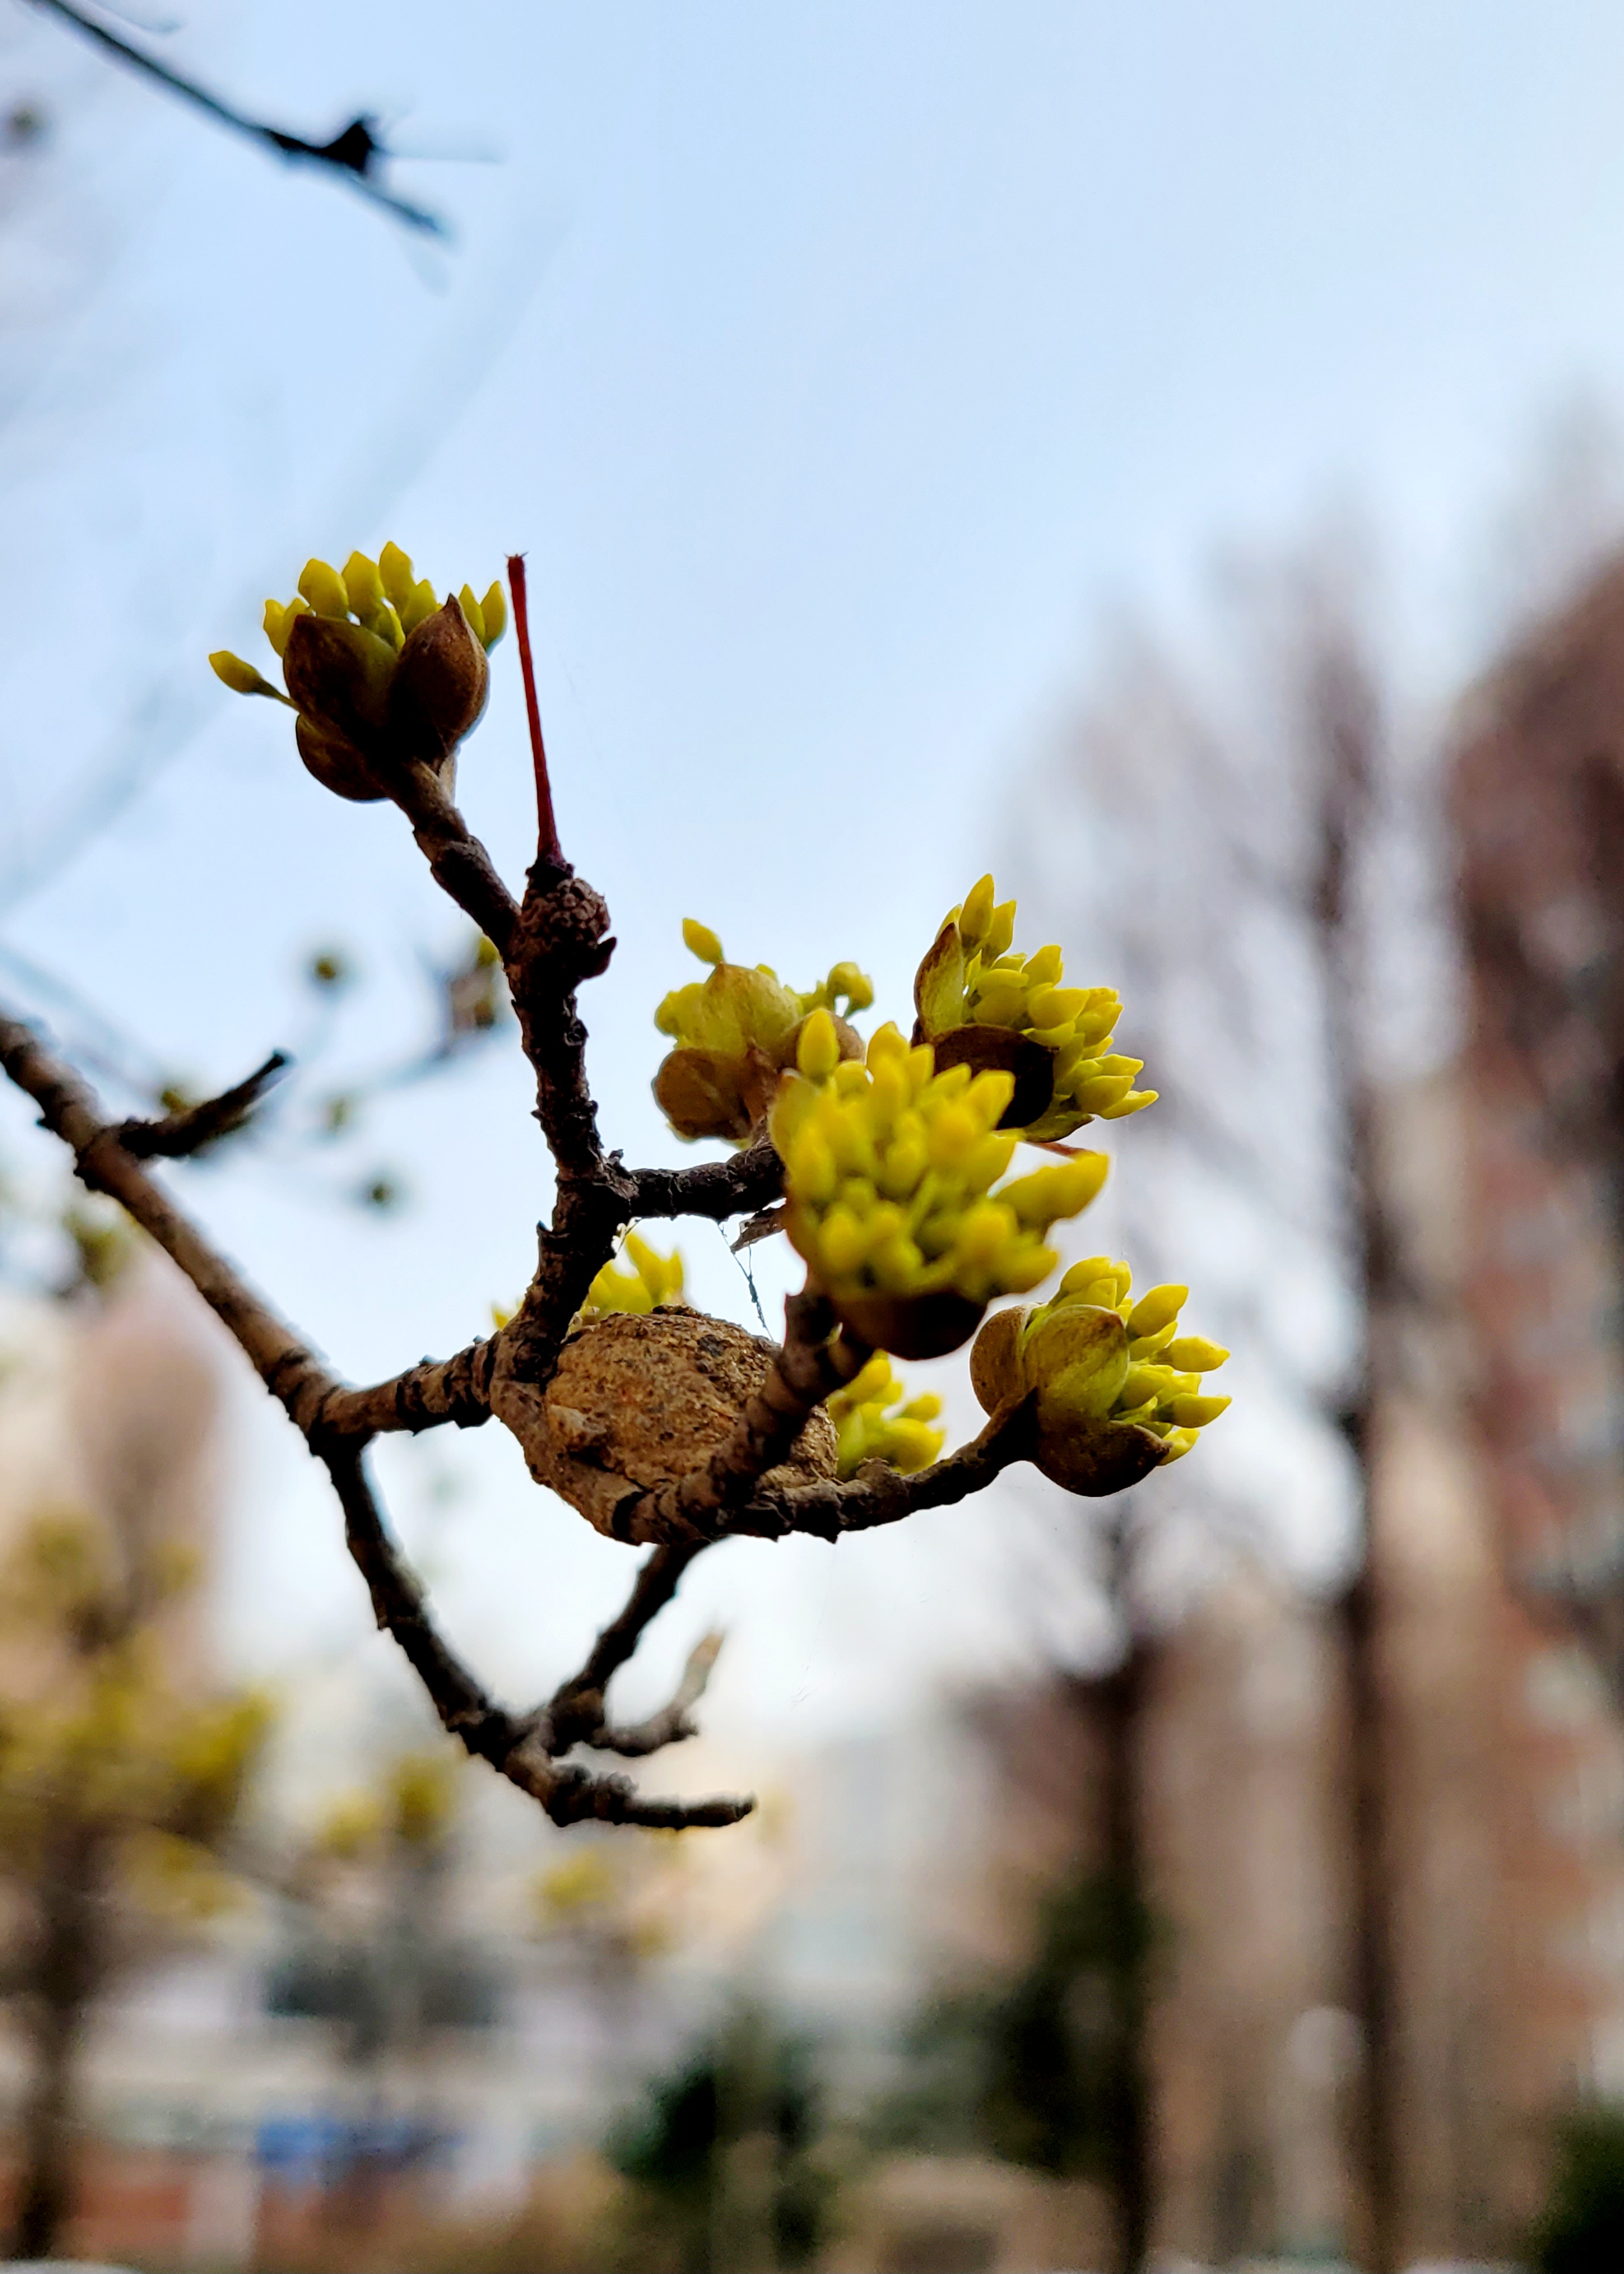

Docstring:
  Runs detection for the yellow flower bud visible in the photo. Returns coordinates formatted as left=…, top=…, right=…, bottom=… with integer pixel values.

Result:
left=1169, top=1392, right=1231, bottom=1428
left=378, top=541, right=415, bottom=606
left=797, top=1007, right=843, bottom=1081
left=683, top=919, right=726, bottom=966
left=912, top=877, right=1155, bottom=1140
left=209, top=651, right=284, bottom=700
left=1163, top=1335, right=1228, bottom=1372
left=479, top=581, right=507, bottom=646
left=959, top=873, right=997, bottom=944
left=788, top=1125, right=837, bottom=1207
left=826, top=1352, right=947, bottom=1477
left=343, top=550, right=386, bottom=617
left=298, top=557, right=350, bottom=619
left=263, top=595, right=309, bottom=656
left=578, top=1231, right=686, bottom=1323
left=1125, top=1284, right=1186, bottom=1338
left=969, top=1259, right=1231, bottom=1493
left=216, top=543, right=506, bottom=796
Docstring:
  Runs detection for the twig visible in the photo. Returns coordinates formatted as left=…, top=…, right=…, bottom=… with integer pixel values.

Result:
left=722, top=1398, right=1039, bottom=1544
left=557, top=1541, right=709, bottom=1701
left=24, top=0, right=447, bottom=236
left=507, top=555, right=561, bottom=871
left=391, top=763, right=520, bottom=958
left=116, top=1051, right=289, bottom=1159
left=594, top=1634, right=724, bottom=1756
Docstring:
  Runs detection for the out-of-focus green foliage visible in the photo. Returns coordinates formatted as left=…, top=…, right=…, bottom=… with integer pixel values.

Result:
left=610, top=2008, right=835, bottom=2273
left=874, top=1870, right=1157, bottom=2187
left=0, top=1507, right=270, bottom=1926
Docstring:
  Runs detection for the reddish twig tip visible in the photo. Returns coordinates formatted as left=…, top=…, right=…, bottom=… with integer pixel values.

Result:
left=507, top=553, right=562, bottom=869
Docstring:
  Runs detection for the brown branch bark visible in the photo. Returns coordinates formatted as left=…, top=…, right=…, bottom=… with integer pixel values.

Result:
left=320, top=1337, right=499, bottom=1438
left=719, top=1395, right=1039, bottom=1543
left=116, top=1049, right=289, bottom=1158
left=392, top=762, right=521, bottom=957
left=594, top=1632, right=723, bottom=1756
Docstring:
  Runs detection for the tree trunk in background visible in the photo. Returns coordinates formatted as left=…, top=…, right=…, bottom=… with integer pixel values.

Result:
left=1338, top=1552, right=1399, bottom=2274
left=10, top=1820, right=102, bottom=2262
left=1306, top=618, right=1402, bottom=2274
left=1097, top=1622, right=1153, bottom=2274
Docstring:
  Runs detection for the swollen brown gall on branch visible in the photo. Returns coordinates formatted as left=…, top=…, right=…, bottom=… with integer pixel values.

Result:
left=0, top=537, right=1231, bottom=1833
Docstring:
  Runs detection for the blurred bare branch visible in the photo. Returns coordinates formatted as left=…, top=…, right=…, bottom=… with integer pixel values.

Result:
left=23, top=0, right=447, bottom=235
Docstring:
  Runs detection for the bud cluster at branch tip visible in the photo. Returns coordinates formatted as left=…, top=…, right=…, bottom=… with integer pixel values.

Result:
left=913, top=873, right=1157, bottom=1140
left=826, top=1353, right=945, bottom=1478
left=209, top=544, right=506, bottom=804
left=653, top=921, right=874, bottom=1143
left=771, top=1013, right=1109, bottom=1358
left=970, top=1258, right=1230, bottom=1496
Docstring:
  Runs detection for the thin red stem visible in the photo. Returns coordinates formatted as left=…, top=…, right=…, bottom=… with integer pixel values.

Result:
left=507, top=553, right=561, bottom=867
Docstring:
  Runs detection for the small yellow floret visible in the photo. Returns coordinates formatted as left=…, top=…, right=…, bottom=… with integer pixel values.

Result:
left=578, top=1231, right=686, bottom=1322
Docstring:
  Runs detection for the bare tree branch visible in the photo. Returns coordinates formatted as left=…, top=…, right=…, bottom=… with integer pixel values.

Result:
left=722, top=1398, right=1040, bottom=1544
left=24, top=0, right=447, bottom=236
left=115, top=1050, right=289, bottom=1159
left=0, top=1010, right=752, bottom=1830
left=594, top=1633, right=725, bottom=1757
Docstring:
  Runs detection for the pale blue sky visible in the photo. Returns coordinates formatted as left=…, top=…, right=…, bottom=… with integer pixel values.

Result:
left=2, top=1, right=1622, bottom=1764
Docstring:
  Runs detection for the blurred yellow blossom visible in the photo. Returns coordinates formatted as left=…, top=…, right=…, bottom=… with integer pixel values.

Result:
left=578, top=1232, right=686, bottom=1322
left=826, top=1352, right=945, bottom=1477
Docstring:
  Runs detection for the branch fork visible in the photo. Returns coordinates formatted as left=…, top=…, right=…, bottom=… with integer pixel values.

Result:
left=0, top=575, right=1038, bottom=1829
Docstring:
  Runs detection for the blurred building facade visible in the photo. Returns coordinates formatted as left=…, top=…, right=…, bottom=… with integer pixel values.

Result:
left=1450, top=557, right=1624, bottom=2170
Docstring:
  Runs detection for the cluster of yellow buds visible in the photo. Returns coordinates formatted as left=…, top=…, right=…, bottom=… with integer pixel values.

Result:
left=826, top=1353, right=945, bottom=1478
left=771, top=1013, right=1109, bottom=1358
left=970, top=1257, right=1229, bottom=1496
left=913, top=874, right=1157, bottom=1141
left=210, top=543, right=506, bottom=804
left=578, top=1231, right=686, bottom=1322
left=653, top=919, right=875, bottom=1143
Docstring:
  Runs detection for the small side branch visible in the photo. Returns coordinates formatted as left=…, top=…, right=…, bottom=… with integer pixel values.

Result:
left=559, top=1541, right=709, bottom=1702
left=725, top=1398, right=1038, bottom=1544
left=116, top=1051, right=289, bottom=1159
left=630, top=1135, right=785, bottom=1226
left=0, top=1014, right=334, bottom=1431
left=26, top=0, right=446, bottom=235
left=318, top=1337, right=498, bottom=1439
left=595, top=1634, right=723, bottom=1756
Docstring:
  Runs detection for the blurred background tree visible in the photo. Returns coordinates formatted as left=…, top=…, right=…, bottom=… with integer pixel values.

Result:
left=0, top=1220, right=269, bottom=2259
left=608, top=2006, right=834, bottom=2274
